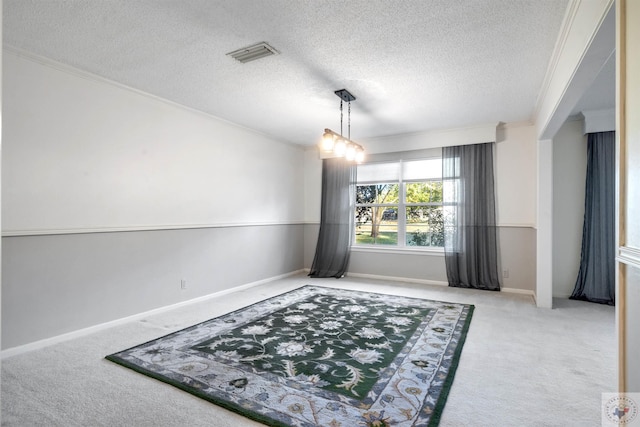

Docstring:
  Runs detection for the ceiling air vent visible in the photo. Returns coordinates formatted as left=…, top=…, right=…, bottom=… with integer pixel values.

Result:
left=226, top=42, right=279, bottom=63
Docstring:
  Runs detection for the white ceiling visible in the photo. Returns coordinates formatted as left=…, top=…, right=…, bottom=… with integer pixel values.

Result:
left=570, top=52, right=616, bottom=116
left=4, top=0, right=577, bottom=146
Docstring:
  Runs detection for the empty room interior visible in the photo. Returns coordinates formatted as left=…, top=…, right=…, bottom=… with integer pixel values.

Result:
left=2, top=1, right=638, bottom=426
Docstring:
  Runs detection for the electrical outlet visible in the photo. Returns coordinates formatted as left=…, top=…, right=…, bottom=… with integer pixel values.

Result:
left=503, top=269, right=509, bottom=279
left=180, top=279, right=187, bottom=290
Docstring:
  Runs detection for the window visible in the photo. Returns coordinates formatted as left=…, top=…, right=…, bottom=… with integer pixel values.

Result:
left=355, top=159, right=443, bottom=248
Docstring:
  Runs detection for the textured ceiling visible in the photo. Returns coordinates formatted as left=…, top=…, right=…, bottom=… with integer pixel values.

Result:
left=4, top=0, right=571, bottom=146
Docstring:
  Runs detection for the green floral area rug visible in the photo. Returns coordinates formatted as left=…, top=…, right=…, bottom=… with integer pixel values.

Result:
left=106, top=285, right=474, bottom=426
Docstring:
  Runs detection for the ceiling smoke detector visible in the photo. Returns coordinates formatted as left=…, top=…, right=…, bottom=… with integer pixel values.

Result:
left=226, top=42, right=279, bottom=63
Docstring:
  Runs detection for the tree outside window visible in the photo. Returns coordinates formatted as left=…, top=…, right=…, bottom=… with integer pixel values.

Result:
left=355, top=184, right=399, bottom=245
left=405, top=181, right=444, bottom=247
left=355, top=159, right=444, bottom=248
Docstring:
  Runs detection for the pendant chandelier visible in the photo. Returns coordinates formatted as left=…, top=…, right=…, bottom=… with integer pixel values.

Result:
left=321, top=89, right=365, bottom=163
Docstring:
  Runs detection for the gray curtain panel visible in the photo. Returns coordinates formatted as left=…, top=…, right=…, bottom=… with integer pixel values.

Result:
left=309, top=158, right=356, bottom=278
left=442, top=142, right=501, bottom=291
left=571, top=131, right=615, bottom=305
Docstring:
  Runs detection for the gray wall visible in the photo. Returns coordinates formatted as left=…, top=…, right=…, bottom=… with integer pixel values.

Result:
left=2, top=225, right=304, bottom=349
left=349, top=250, right=447, bottom=283
left=304, top=223, right=320, bottom=270
left=304, top=223, right=536, bottom=292
left=2, top=52, right=306, bottom=351
left=552, top=118, right=587, bottom=297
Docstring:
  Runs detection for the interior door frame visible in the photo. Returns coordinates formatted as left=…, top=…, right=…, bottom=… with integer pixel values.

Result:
left=615, top=0, right=640, bottom=393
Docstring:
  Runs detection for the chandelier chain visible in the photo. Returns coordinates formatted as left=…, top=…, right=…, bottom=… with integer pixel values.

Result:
left=340, top=100, right=343, bottom=136
left=348, top=101, right=351, bottom=140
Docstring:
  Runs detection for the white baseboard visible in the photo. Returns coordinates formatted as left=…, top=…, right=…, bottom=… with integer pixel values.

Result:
left=553, top=293, right=573, bottom=299
left=343, top=271, right=536, bottom=300
left=345, top=272, right=449, bottom=287
left=1, top=269, right=305, bottom=360
left=502, top=287, right=537, bottom=302
left=501, top=287, right=535, bottom=296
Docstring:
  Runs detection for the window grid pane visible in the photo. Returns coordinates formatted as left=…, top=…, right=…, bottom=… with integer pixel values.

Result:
left=356, top=184, right=399, bottom=205
left=405, top=206, right=444, bottom=247
left=355, top=160, right=443, bottom=248
left=355, top=206, right=398, bottom=246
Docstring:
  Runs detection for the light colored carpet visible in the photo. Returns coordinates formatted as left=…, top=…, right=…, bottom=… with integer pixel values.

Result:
left=1, top=273, right=615, bottom=426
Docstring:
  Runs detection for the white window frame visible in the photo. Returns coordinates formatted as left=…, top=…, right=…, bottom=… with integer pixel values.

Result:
left=354, top=158, right=444, bottom=253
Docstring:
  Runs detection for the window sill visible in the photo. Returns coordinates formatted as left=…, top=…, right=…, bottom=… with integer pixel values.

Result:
left=351, top=245, right=445, bottom=256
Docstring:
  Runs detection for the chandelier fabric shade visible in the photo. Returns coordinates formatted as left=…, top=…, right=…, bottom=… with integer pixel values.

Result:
left=320, top=89, right=365, bottom=163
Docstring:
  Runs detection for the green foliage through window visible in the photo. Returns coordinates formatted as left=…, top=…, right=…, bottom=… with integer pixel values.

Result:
left=355, top=160, right=444, bottom=248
